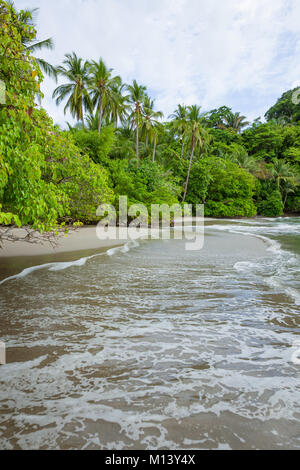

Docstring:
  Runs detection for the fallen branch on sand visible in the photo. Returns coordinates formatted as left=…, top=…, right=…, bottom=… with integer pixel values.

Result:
left=0, top=225, right=77, bottom=249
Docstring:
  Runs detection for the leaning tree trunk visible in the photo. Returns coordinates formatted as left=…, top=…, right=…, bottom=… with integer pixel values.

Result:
left=152, top=134, right=157, bottom=163
left=98, top=93, right=103, bottom=134
left=182, top=137, right=195, bottom=203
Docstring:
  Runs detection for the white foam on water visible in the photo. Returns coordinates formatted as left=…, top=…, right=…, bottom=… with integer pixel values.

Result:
left=48, top=256, right=92, bottom=272
left=0, top=256, right=99, bottom=286
left=205, top=224, right=283, bottom=257
left=193, top=219, right=299, bottom=306
left=0, top=240, right=141, bottom=286
left=107, top=240, right=140, bottom=256
left=234, top=261, right=259, bottom=273
left=207, top=221, right=300, bottom=236
left=1, top=217, right=299, bottom=449
left=223, top=221, right=300, bottom=306
left=266, top=277, right=300, bottom=306
left=0, top=263, right=55, bottom=286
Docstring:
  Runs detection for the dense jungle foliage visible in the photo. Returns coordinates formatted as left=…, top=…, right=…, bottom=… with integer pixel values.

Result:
left=0, top=1, right=299, bottom=239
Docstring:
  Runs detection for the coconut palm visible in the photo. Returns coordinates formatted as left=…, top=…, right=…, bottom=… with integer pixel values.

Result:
left=105, top=80, right=130, bottom=128
left=272, top=159, right=296, bottom=190
left=53, top=53, right=91, bottom=128
left=218, top=111, right=250, bottom=133
left=142, top=96, right=164, bottom=160
left=127, top=80, right=147, bottom=168
left=142, top=96, right=163, bottom=142
left=113, top=127, right=136, bottom=160
left=182, top=105, right=211, bottom=202
left=169, top=104, right=188, bottom=159
left=152, top=122, right=164, bottom=163
left=8, top=2, right=57, bottom=79
left=88, top=58, right=122, bottom=134
left=142, top=96, right=154, bottom=146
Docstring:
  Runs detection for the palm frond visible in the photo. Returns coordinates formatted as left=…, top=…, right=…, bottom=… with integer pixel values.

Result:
left=27, top=37, right=54, bottom=52
left=35, top=58, right=57, bottom=81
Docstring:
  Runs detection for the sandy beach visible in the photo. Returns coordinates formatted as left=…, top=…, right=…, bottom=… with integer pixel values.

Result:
left=0, top=226, right=137, bottom=258
left=0, top=218, right=210, bottom=258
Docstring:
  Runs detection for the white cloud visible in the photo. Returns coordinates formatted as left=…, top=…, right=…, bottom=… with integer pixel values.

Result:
left=14, top=0, right=300, bottom=125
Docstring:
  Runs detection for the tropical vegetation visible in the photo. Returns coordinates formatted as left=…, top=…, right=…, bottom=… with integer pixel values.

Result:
left=0, top=1, right=299, bottom=244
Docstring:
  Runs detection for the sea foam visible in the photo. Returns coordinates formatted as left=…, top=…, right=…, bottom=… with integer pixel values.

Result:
left=0, top=240, right=140, bottom=286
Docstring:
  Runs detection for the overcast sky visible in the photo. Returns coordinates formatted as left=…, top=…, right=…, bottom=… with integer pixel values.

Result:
left=14, top=0, right=300, bottom=127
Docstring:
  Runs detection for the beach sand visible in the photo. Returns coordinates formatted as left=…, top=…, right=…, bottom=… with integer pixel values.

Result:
left=0, top=226, right=139, bottom=258
left=0, top=218, right=211, bottom=258
left=0, top=220, right=269, bottom=285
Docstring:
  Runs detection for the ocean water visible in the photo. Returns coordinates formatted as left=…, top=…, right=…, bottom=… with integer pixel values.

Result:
left=0, top=218, right=299, bottom=450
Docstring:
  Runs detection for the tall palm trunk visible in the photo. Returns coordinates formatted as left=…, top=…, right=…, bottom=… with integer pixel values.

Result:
left=182, top=135, right=195, bottom=202
left=152, top=134, right=157, bottom=163
left=136, top=124, right=139, bottom=168
left=98, top=92, right=103, bottom=134
left=80, top=100, right=85, bottom=129
left=181, top=132, right=185, bottom=159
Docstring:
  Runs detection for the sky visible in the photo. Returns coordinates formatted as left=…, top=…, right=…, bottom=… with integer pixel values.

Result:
left=14, top=0, right=300, bottom=127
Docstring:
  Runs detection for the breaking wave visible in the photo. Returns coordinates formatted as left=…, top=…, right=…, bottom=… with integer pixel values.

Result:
left=0, top=240, right=140, bottom=286
left=205, top=220, right=300, bottom=306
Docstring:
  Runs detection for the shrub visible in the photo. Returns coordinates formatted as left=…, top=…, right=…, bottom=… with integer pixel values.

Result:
left=186, top=157, right=257, bottom=217
left=257, top=190, right=284, bottom=217
left=70, top=126, right=115, bottom=165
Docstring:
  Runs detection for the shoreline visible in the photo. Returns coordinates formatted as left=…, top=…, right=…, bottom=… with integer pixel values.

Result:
left=0, top=214, right=298, bottom=259
left=0, top=220, right=209, bottom=259
left=0, top=221, right=271, bottom=286
left=0, top=226, right=134, bottom=259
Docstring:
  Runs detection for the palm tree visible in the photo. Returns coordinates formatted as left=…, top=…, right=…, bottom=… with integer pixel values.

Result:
left=113, top=127, right=136, bottom=160
left=169, top=104, right=188, bottom=159
left=272, top=159, right=296, bottom=191
left=85, top=109, right=100, bottom=131
left=53, top=53, right=91, bottom=128
left=142, top=96, right=163, bottom=159
left=152, top=122, right=164, bottom=163
left=182, top=105, right=211, bottom=202
left=218, top=111, right=250, bottom=133
left=282, top=180, right=297, bottom=207
left=106, top=80, right=130, bottom=128
left=269, top=117, right=292, bottom=127
left=254, top=161, right=274, bottom=181
left=127, top=80, right=147, bottom=168
left=231, top=148, right=257, bottom=173
left=88, top=58, right=122, bottom=134
left=8, top=2, right=57, bottom=79
left=142, top=95, right=154, bottom=146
